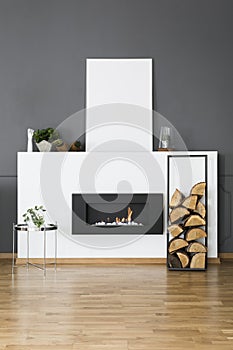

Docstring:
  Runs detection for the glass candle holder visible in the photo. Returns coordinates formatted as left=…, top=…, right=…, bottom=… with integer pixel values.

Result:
left=159, top=126, right=171, bottom=149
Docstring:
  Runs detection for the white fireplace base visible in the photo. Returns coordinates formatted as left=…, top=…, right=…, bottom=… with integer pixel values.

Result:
left=17, top=151, right=218, bottom=259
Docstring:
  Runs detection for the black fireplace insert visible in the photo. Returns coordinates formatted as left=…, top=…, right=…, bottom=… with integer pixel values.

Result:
left=72, top=193, right=163, bottom=234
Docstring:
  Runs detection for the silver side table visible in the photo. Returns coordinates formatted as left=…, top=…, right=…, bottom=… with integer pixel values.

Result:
left=12, top=223, right=58, bottom=276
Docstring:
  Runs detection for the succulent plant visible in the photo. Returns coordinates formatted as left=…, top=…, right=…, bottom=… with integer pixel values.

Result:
left=52, top=138, right=64, bottom=147
left=74, top=140, right=81, bottom=148
left=69, top=139, right=82, bottom=151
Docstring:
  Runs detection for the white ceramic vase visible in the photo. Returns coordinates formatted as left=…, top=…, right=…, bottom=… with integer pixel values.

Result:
left=36, top=140, right=52, bottom=152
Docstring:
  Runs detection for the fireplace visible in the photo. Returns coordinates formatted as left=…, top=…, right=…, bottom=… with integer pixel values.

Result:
left=72, top=193, right=163, bottom=234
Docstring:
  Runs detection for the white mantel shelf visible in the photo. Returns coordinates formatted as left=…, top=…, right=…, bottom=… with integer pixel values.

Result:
left=17, top=151, right=218, bottom=259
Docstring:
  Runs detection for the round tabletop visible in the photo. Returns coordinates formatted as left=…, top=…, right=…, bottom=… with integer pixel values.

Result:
left=14, top=223, right=58, bottom=231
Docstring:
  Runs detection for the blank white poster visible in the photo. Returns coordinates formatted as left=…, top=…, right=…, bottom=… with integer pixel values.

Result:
left=86, top=58, right=153, bottom=152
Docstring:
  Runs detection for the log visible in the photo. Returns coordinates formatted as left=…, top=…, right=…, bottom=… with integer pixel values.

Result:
left=168, top=224, right=184, bottom=238
left=185, top=228, right=207, bottom=241
left=181, top=195, right=198, bottom=210
left=187, top=242, right=207, bottom=253
left=194, top=201, right=206, bottom=218
left=127, top=207, right=133, bottom=222
left=170, top=207, right=190, bottom=223
left=184, top=214, right=206, bottom=227
left=190, top=252, right=206, bottom=269
left=191, top=182, right=206, bottom=197
left=168, top=238, right=189, bottom=253
left=168, top=254, right=182, bottom=268
left=169, top=189, right=184, bottom=208
left=177, top=252, right=190, bottom=268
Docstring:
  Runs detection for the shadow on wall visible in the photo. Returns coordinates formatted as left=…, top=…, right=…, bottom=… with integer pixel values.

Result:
left=219, top=153, right=233, bottom=252
left=0, top=177, right=16, bottom=253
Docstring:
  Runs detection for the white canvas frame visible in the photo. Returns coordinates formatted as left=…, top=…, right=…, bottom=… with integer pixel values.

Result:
left=86, top=58, right=153, bottom=151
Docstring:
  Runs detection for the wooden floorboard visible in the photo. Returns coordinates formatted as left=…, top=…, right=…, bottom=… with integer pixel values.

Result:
left=1, top=259, right=233, bottom=349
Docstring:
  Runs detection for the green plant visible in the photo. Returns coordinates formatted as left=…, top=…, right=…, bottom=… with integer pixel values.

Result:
left=69, top=139, right=82, bottom=151
left=52, top=138, right=64, bottom=147
left=33, top=128, right=59, bottom=143
left=23, top=205, right=46, bottom=228
left=74, top=140, right=81, bottom=148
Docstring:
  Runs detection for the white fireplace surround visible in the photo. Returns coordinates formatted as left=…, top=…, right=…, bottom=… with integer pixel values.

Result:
left=17, top=151, right=218, bottom=258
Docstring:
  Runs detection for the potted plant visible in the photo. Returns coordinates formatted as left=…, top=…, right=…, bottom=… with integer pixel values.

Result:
left=33, top=128, right=59, bottom=152
left=22, top=205, right=46, bottom=229
left=52, top=138, right=69, bottom=152
left=69, top=140, right=82, bottom=152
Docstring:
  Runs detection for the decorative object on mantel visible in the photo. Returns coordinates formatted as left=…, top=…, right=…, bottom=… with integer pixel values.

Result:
left=158, top=126, right=174, bottom=151
left=52, top=139, right=69, bottom=152
left=69, top=140, right=82, bottom=152
left=36, top=140, right=52, bottom=152
left=33, top=128, right=59, bottom=152
left=27, top=128, right=34, bottom=152
left=22, top=205, right=46, bottom=229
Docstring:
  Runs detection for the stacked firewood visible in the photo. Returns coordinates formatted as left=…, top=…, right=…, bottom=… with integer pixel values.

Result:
left=168, top=182, right=207, bottom=269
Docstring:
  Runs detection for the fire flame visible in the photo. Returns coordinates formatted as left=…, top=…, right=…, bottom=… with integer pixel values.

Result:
left=115, top=207, right=133, bottom=223
left=94, top=206, right=144, bottom=226
left=127, top=207, right=133, bottom=222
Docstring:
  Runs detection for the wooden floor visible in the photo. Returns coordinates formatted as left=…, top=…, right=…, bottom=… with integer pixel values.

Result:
left=1, top=260, right=233, bottom=350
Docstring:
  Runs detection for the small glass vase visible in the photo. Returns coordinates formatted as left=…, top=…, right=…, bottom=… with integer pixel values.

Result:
left=159, top=127, right=171, bottom=149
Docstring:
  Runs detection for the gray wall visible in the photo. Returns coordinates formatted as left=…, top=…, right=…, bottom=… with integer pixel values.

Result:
left=0, top=0, right=232, bottom=252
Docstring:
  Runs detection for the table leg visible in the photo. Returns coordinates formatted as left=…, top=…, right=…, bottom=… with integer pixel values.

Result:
left=27, top=229, right=29, bottom=271
left=55, top=226, right=57, bottom=271
left=44, top=229, right=46, bottom=277
left=12, top=224, right=15, bottom=274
